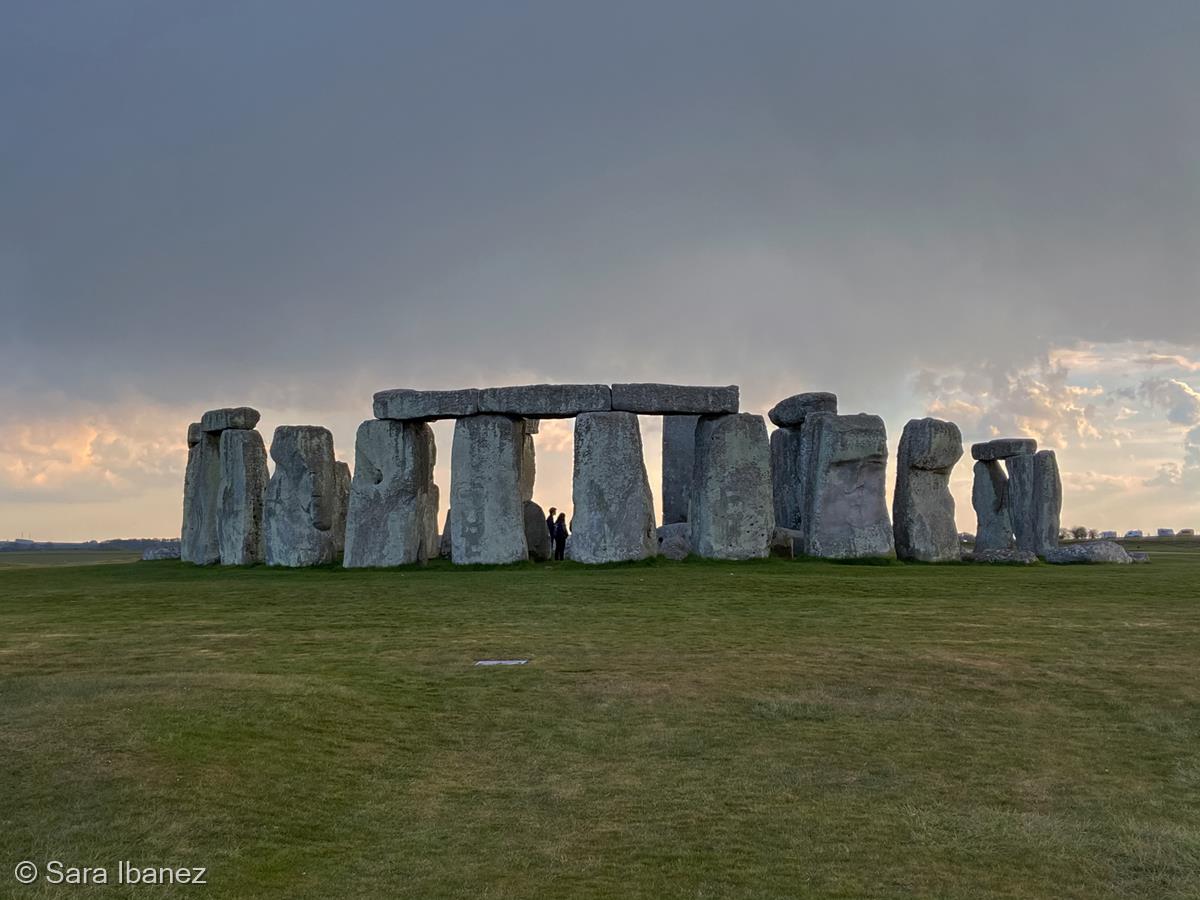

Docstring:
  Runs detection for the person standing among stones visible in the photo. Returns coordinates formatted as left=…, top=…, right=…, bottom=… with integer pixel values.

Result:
left=547, top=507, right=557, bottom=543
left=553, top=513, right=569, bottom=561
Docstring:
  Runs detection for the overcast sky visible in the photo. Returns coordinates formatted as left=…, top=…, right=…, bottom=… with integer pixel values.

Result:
left=2, top=1, right=1198, bottom=540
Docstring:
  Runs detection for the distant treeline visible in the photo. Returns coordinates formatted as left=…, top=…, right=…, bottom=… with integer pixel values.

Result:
left=0, top=538, right=180, bottom=552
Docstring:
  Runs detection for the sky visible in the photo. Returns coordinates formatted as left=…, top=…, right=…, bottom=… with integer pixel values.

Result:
left=2, top=1, right=1198, bottom=541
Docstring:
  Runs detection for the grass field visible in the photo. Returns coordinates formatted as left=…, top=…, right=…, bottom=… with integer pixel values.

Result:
left=2, top=545, right=1198, bottom=899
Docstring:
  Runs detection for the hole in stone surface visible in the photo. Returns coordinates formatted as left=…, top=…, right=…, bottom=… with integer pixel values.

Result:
left=474, top=659, right=529, bottom=666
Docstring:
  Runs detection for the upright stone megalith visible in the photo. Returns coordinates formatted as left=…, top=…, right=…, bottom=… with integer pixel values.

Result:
left=181, top=425, right=221, bottom=565
left=343, top=419, right=438, bottom=567
left=690, top=413, right=774, bottom=559
left=1007, top=449, right=1061, bottom=557
left=264, top=426, right=348, bottom=566
left=449, top=415, right=527, bottom=565
left=569, top=412, right=658, bottom=563
left=217, top=428, right=269, bottom=565
left=892, top=417, right=963, bottom=562
left=662, top=415, right=699, bottom=525
left=518, top=422, right=537, bottom=503
left=801, top=413, right=894, bottom=559
left=972, top=460, right=1012, bottom=551
left=768, top=392, right=838, bottom=532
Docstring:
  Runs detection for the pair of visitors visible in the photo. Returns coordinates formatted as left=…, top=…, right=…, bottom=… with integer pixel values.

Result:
left=545, top=507, right=568, bottom=560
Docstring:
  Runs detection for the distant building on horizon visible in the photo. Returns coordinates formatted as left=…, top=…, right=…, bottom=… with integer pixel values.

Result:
left=1157, top=528, right=1176, bottom=537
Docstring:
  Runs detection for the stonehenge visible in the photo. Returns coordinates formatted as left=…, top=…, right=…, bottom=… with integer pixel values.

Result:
left=181, top=383, right=1089, bottom=569
left=892, top=417, right=963, bottom=562
left=568, top=412, right=657, bottom=563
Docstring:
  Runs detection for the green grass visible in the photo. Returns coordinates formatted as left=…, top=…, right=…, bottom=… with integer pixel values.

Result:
left=2, top=548, right=1198, bottom=899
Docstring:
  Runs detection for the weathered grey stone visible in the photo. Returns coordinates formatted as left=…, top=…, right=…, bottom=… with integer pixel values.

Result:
left=969, top=548, right=1037, bottom=564
left=519, top=427, right=536, bottom=503
left=263, top=426, right=347, bottom=566
left=610, top=383, right=738, bottom=415
left=343, top=419, right=438, bottom=567
left=1045, top=541, right=1131, bottom=564
left=201, top=406, right=261, bottom=433
left=449, top=415, right=527, bottom=564
left=373, top=388, right=480, bottom=421
left=893, top=418, right=963, bottom=562
left=522, top=418, right=540, bottom=434
left=439, top=508, right=453, bottom=559
left=477, top=383, right=612, bottom=418
left=425, top=483, right=441, bottom=561
left=524, top=500, right=552, bottom=562
left=971, top=438, right=1037, bottom=461
left=1129, top=551, right=1150, bottom=563
left=187, top=422, right=202, bottom=447
left=800, top=413, right=894, bottom=559
left=656, top=522, right=691, bottom=560
left=690, top=413, right=775, bottom=559
left=972, top=460, right=1013, bottom=551
left=217, top=428, right=268, bottom=565
left=771, top=527, right=803, bottom=558
left=662, top=415, right=698, bottom=525
left=770, top=427, right=805, bottom=531
left=181, top=429, right=221, bottom=565
left=1007, top=450, right=1061, bottom=557
left=768, top=392, right=838, bottom=429
left=142, top=543, right=181, bottom=561
left=568, top=412, right=658, bottom=563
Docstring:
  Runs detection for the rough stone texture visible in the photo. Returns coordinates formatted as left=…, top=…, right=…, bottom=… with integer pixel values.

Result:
left=771, top=527, right=803, bottom=558
left=1007, top=450, right=1061, bottom=557
left=690, top=413, right=775, bottom=559
left=969, top=548, right=1038, bottom=564
left=892, top=418, right=963, bottom=562
left=181, top=430, right=221, bottom=565
left=568, top=412, right=658, bottom=563
left=1130, top=551, right=1151, bottom=563
left=449, top=415, right=528, bottom=564
left=972, top=460, right=1013, bottom=551
left=477, top=384, right=612, bottom=418
left=972, top=438, right=1037, bottom=461
left=770, top=427, right=805, bottom=531
left=656, top=522, right=691, bottom=560
left=142, top=543, right=181, bottom=561
left=264, top=426, right=347, bottom=566
left=201, top=406, right=261, bottom=433
left=800, top=413, right=894, bottom=559
left=187, top=422, right=202, bottom=447
left=610, top=383, right=738, bottom=415
left=1045, top=541, right=1132, bottom=564
left=661, top=415, right=699, bottom=525
left=524, top=500, right=552, bottom=562
left=522, top=418, right=540, bottom=434
left=217, top=428, right=269, bottom=565
left=519, top=427, right=536, bottom=503
left=768, top=392, right=838, bottom=429
left=425, top=483, right=440, bottom=561
left=343, top=419, right=438, bottom=567
left=439, top=509, right=453, bottom=559
left=373, top=388, right=481, bottom=421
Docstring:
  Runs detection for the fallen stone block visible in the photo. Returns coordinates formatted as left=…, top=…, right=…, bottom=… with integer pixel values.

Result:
left=893, top=417, right=963, bottom=562
left=691, top=413, right=774, bottom=559
left=201, top=406, right=261, bottom=433
left=1045, top=541, right=1132, bottom=564
left=768, top=392, right=837, bottom=429
left=610, top=383, right=738, bottom=415
left=971, top=438, right=1037, bottom=461
left=969, top=548, right=1038, bottom=564
left=142, top=543, right=181, bottom=561
left=450, top=415, right=528, bottom=564
left=217, top=428, right=269, bottom=565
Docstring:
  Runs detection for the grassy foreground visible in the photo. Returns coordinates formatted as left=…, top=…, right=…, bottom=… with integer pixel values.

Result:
left=2, top=546, right=1198, bottom=899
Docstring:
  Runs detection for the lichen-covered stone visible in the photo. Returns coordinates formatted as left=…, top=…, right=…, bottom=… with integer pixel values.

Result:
left=568, top=412, right=657, bottom=563
left=690, top=413, right=774, bottom=560
left=970, top=548, right=1037, bottom=564
left=449, top=415, right=527, bottom=564
left=264, top=425, right=347, bottom=566
left=661, top=415, right=698, bottom=525
left=1007, top=450, right=1061, bottom=557
left=972, top=460, right=1013, bottom=551
left=181, top=430, right=221, bottom=565
left=1045, top=541, right=1131, bottom=564
left=892, top=417, right=963, bottom=562
left=217, top=428, right=269, bottom=565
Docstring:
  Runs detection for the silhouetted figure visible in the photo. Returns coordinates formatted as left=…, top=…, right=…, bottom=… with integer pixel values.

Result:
left=553, top=513, right=568, bottom=561
left=546, top=507, right=557, bottom=543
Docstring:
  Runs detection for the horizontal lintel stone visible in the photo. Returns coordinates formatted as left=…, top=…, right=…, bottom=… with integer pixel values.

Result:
left=610, top=383, right=738, bottom=415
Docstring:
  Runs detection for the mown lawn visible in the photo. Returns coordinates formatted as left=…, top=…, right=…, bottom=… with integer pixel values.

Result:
left=1, top=546, right=1198, bottom=899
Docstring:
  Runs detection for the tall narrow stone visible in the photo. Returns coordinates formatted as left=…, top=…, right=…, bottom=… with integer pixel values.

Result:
left=768, top=392, right=838, bottom=534
left=892, top=417, right=963, bottom=562
left=972, top=460, right=1013, bottom=551
left=181, top=427, right=221, bottom=565
left=343, top=419, right=438, bottom=567
left=217, top=429, right=269, bottom=565
left=264, top=426, right=347, bottom=566
left=524, top=500, right=552, bottom=562
left=1006, top=453, right=1037, bottom=555
left=568, top=411, right=658, bottom=563
left=1009, top=450, right=1062, bottom=557
left=449, top=415, right=527, bottom=565
left=519, top=426, right=536, bottom=503
left=801, top=413, right=893, bottom=559
left=690, top=413, right=774, bottom=559
left=662, top=414, right=698, bottom=525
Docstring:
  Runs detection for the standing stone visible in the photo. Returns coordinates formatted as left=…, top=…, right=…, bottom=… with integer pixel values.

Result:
left=568, top=412, right=658, bottom=563
left=439, top=508, right=453, bottom=559
left=524, top=500, right=552, bottom=562
left=519, top=425, right=536, bottom=503
left=690, top=413, right=775, bottom=559
left=1009, top=449, right=1061, bottom=557
left=972, top=460, right=1013, bottom=551
left=892, top=417, right=963, bottom=562
left=217, top=429, right=269, bottom=565
left=801, top=413, right=894, bottom=559
left=449, top=415, right=527, bottom=565
left=181, top=428, right=221, bottom=565
left=769, top=392, right=838, bottom=534
left=662, top=415, right=699, bottom=525
left=264, top=426, right=347, bottom=566
left=343, top=419, right=438, bottom=567
left=425, top=483, right=441, bottom=561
